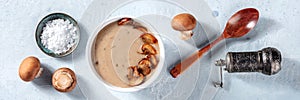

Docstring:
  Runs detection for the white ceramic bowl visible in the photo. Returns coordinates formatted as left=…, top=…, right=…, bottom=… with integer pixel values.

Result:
left=86, top=17, right=165, bottom=92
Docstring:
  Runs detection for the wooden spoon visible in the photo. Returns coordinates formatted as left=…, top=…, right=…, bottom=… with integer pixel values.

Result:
left=170, top=8, right=259, bottom=78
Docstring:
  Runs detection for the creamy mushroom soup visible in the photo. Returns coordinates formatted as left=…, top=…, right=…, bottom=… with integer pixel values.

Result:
left=92, top=19, right=159, bottom=88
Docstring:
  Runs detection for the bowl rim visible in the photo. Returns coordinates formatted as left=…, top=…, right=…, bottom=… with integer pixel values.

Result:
left=35, top=12, right=80, bottom=58
left=86, top=16, right=165, bottom=92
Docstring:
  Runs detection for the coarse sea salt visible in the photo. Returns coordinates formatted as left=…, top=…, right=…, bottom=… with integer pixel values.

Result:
left=40, top=19, right=78, bottom=54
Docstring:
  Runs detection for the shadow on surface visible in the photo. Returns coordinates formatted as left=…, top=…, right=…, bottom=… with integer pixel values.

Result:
left=66, top=75, right=86, bottom=100
left=32, top=63, right=54, bottom=86
left=189, top=22, right=218, bottom=49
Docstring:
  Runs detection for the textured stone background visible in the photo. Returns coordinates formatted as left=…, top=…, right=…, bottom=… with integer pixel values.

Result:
left=1, top=0, right=300, bottom=99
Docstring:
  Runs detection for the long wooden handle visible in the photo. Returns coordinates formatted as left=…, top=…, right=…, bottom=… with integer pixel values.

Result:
left=170, top=36, right=225, bottom=78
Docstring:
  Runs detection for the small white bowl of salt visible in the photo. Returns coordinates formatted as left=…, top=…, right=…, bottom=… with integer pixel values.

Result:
left=35, top=13, right=80, bottom=57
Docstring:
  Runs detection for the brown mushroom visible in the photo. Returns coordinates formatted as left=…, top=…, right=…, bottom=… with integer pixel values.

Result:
left=138, top=58, right=151, bottom=76
left=139, top=44, right=157, bottom=55
left=52, top=67, right=77, bottom=92
left=146, top=55, right=158, bottom=68
left=171, top=13, right=197, bottom=40
left=118, top=17, right=133, bottom=25
left=140, top=33, right=158, bottom=44
left=127, top=66, right=145, bottom=86
left=19, top=56, right=43, bottom=82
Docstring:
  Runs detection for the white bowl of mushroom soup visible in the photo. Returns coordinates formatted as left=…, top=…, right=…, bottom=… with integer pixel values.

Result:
left=86, top=17, right=165, bottom=92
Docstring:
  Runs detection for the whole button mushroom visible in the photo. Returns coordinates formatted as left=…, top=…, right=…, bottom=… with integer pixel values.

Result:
left=52, top=67, right=77, bottom=92
left=171, top=13, right=197, bottom=40
left=19, top=56, right=43, bottom=82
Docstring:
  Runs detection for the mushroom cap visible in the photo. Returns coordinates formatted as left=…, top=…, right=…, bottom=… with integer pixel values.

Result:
left=141, top=44, right=157, bottom=55
left=52, top=67, right=77, bottom=92
left=138, top=58, right=151, bottom=76
left=140, top=33, right=158, bottom=44
left=171, top=13, right=197, bottom=31
left=19, top=56, right=41, bottom=82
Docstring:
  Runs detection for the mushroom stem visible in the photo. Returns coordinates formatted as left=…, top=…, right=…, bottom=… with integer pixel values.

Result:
left=180, top=30, right=194, bottom=40
left=35, top=68, right=43, bottom=78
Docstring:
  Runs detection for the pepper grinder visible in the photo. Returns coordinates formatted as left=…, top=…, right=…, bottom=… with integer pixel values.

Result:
left=214, top=47, right=282, bottom=88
